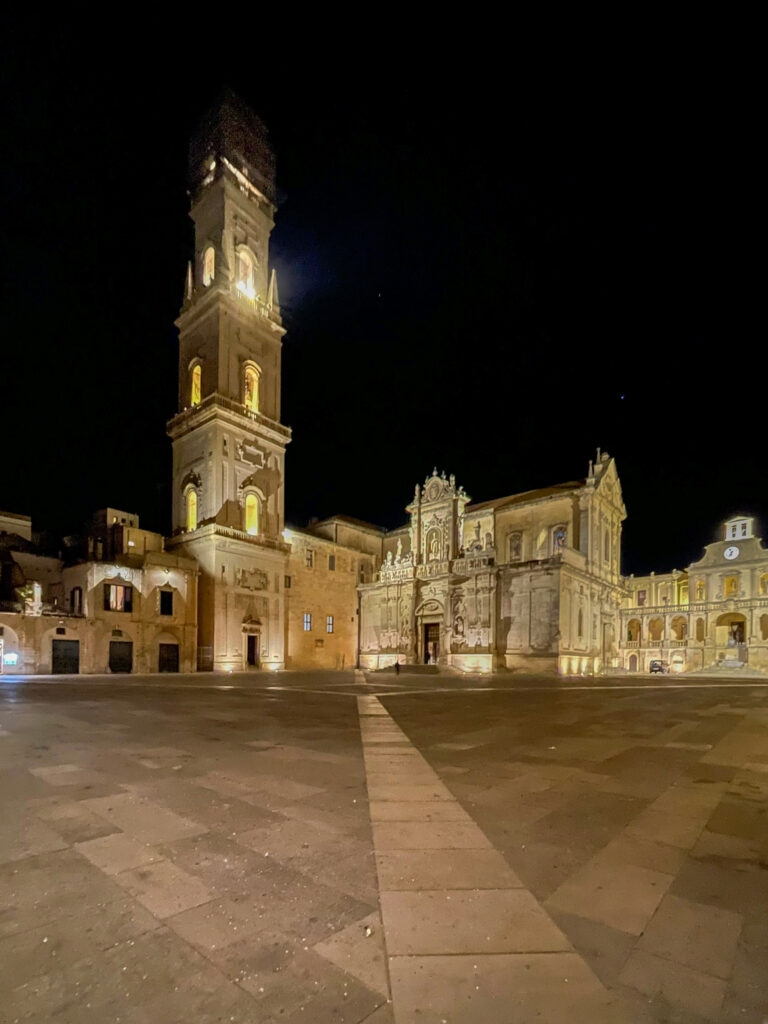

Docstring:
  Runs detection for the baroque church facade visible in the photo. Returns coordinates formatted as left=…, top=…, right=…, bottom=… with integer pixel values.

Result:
left=2, top=94, right=767, bottom=677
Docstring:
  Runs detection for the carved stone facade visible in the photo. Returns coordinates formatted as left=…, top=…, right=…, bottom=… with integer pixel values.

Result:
left=358, top=455, right=626, bottom=674
left=620, top=515, right=768, bottom=674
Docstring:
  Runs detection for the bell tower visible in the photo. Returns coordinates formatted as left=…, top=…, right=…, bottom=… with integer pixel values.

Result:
left=167, top=92, right=291, bottom=671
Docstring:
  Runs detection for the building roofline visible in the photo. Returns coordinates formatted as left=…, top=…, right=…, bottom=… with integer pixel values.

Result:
left=466, top=480, right=585, bottom=514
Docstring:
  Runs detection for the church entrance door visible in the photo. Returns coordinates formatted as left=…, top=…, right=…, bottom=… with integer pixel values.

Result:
left=247, top=634, right=260, bottom=668
left=424, top=623, right=440, bottom=665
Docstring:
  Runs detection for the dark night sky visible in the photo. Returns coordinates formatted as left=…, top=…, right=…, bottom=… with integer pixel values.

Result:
left=0, top=32, right=761, bottom=576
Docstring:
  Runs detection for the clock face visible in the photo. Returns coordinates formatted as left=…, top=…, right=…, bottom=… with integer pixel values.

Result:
left=724, top=546, right=740, bottom=560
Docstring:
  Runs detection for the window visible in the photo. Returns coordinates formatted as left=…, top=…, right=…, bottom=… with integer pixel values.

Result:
left=306, top=550, right=314, bottom=569
left=70, top=587, right=82, bottom=614
left=604, top=530, right=610, bottom=562
left=104, top=584, right=132, bottom=612
left=577, top=608, right=584, bottom=638
left=303, top=613, right=312, bottom=631
left=637, top=589, right=646, bottom=607
left=508, top=532, right=522, bottom=562
left=245, top=493, right=259, bottom=535
left=741, top=522, right=748, bottom=537
left=186, top=490, right=197, bottom=532
left=284, top=575, right=291, bottom=589
left=190, top=363, right=201, bottom=406
left=725, top=575, right=739, bottom=597
left=326, top=615, right=334, bottom=633
left=202, top=246, right=215, bottom=287
left=160, top=590, right=173, bottom=616
left=328, top=554, right=336, bottom=571
left=760, top=574, right=768, bottom=596
left=244, top=365, right=260, bottom=412
left=552, top=526, right=567, bottom=553
left=236, top=249, right=254, bottom=297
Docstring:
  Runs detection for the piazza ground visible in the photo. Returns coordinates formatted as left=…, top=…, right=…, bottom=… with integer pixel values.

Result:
left=1, top=671, right=767, bottom=1023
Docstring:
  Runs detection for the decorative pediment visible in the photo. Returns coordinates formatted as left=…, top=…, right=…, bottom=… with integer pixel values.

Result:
left=416, top=468, right=468, bottom=506
left=181, top=470, right=202, bottom=492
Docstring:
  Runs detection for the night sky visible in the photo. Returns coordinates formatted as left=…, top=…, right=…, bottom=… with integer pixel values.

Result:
left=0, top=36, right=760, bottom=576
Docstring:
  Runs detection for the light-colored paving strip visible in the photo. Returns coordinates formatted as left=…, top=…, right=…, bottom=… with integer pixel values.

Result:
left=357, top=695, right=630, bottom=1024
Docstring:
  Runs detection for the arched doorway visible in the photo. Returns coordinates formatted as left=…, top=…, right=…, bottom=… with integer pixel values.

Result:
left=715, top=612, right=746, bottom=647
left=627, top=619, right=641, bottom=642
left=628, top=653, right=638, bottom=672
left=671, top=616, right=687, bottom=641
left=648, top=617, right=664, bottom=643
left=416, top=600, right=444, bottom=665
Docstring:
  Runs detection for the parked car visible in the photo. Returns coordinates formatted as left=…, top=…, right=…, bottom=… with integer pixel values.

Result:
left=649, top=659, right=670, bottom=674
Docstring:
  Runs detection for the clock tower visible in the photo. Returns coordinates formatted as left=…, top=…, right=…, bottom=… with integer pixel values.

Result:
left=166, top=92, right=291, bottom=671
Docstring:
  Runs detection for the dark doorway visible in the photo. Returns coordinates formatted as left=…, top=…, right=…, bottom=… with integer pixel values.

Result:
left=158, top=643, right=180, bottom=673
left=52, top=639, right=80, bottom=674
left=424, top=623, right=440, bottom=664
left=109, top=641, right=133, bottom=673
left=247, top=634, right=259, bottom=667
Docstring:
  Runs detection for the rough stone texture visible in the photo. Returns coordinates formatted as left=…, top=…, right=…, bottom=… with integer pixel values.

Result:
left=1, top=670, right=768, bottom=1022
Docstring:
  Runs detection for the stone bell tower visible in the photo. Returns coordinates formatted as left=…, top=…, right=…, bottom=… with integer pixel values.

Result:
left=166, top=91, right=291, bottom=671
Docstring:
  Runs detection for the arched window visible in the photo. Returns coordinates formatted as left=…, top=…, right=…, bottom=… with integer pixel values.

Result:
left=696, top=617, right=705, bottom=641
left=245, top=493, right=259, bottom=536
left=186, top=490, right=197, bottom=532
left=236, top=248, right=255, bottom=297
left=202, top=247, right=215, bottom=287
left=190, top=364, right=201, bottom=407
left=244, top=365, right=260, bottom=412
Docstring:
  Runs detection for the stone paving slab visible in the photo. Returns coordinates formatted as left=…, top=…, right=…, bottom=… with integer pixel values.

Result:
left=3, top=673, right=768, bottom=1021
left=389, top=953, right=630, bottom=1023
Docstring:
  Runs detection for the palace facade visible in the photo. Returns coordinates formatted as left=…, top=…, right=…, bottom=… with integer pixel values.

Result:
left=1, top=94, right=766, bottom=678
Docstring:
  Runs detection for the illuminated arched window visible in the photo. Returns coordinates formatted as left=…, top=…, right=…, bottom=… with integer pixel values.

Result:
left=203, top=247, right=215, bottom=287
left=236, top=248, right=254, bottom=297
left=244, top=365, right=260, bottom=412
left=186, top=490, right=197, bottom=532
left=190, top=364, right=201, bottom=407
left=245, top=493, right=259, bottom=535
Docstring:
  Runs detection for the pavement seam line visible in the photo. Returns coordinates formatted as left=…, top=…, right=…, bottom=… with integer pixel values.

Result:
left=356, top=694, right=629, bottom=1022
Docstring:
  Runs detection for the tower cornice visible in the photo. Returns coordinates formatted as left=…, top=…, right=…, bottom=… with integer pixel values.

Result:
left=167, top=393, right=292, bottom=445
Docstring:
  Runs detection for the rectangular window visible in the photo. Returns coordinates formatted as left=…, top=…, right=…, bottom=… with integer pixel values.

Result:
left=326, top=615, right=334, bottom=633
left=637, top=590, right=646, bottom=606
left=160, top=590, right=173, bottom=616
left=328, top=554, right=336, bottom=571
left=284, top=575, right=291, bottom=589
left=104, top=584, right=132, bottom=612
left=306, top=550, right=314, bottom=569
left=303, top=613, right=312, bottom=631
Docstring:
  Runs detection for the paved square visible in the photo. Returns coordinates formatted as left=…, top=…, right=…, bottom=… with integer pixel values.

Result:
left=1, top=669, right=767, bottom=1022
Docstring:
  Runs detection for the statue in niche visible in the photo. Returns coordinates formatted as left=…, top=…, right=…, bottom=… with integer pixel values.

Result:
left=386, top=550, right=393, bottom=565
left=395, top=538, right=403, bottom=563
left=553, top=527, right=567, bottom=553
left=428, top=531, right=440, bottom=561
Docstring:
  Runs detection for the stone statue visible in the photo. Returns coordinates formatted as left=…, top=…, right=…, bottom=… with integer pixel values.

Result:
left=395, top=538, right=403, bottom=562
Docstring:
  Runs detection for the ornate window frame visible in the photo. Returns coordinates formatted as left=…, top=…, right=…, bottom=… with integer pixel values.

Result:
left=235, top=244, right=257, bottom=298
left=202, top=245, right=215, bottom=287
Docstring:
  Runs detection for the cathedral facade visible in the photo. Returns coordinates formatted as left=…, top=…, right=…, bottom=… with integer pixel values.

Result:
left=357, top=453, right=625, bottom=675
